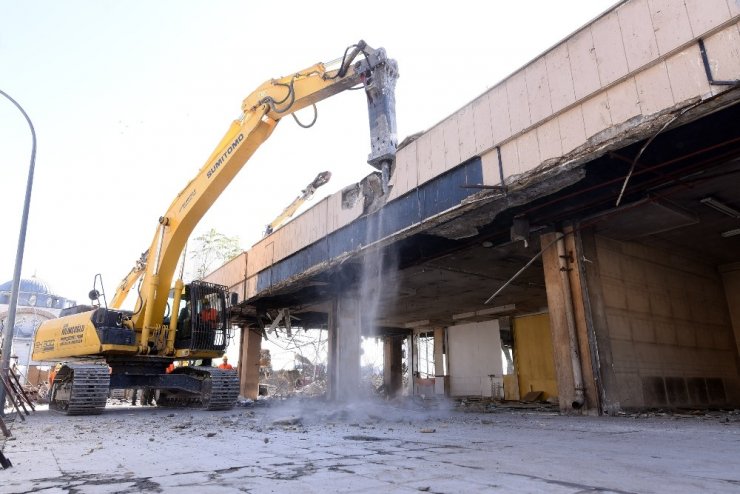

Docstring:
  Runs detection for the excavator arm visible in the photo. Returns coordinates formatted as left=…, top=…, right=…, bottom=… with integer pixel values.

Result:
left=110, top=250, right=148, bottom=309
left=112, top=41, right=398, bottom=352
left=264, top=171, right=331, bottom=236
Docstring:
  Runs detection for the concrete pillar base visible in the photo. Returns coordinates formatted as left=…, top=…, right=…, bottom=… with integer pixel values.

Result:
left=383, top=335, right=403, bottom=397
left=239, top=327, right=262, bottom=400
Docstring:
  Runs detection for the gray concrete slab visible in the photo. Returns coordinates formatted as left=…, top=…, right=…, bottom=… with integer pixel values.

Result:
left=1, top=400, right=739, bottom=493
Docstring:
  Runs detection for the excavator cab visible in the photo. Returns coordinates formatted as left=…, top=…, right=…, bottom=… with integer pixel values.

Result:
left=173, top=280, right=231, bottom=353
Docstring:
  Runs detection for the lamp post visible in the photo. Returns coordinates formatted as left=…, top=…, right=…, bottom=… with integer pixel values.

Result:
left=0, top=89, right=37, bottom=414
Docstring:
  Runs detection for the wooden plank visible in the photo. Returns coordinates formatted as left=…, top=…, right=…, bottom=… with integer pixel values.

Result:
left=0, top=375, right=26, bottom=420
left=0, top=415, right=11, bottom=437
left=10, top=369, right=35, bottom=412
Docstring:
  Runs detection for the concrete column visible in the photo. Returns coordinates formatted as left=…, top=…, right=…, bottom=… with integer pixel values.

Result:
left=326, top=299, right=338, bottom=400
left=433, top=327, right=447, bottom=395
left=540, top=231, right=599, bottom=413
left=720, top=262, right=740, bottom=357
left=577, top=228, right=621, bottom=413
left=383, top=335, right=403, bottom=397
left=332, top=293, right=362, bottom=401
left=239, top=326, right=262, bottom=399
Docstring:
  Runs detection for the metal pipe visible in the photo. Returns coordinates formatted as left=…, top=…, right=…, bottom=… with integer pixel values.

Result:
left=0, top=89, right=36, bottom=414
left=485, top=236, right=560, bottom=304
left=556, top=232, right=585, bottom=409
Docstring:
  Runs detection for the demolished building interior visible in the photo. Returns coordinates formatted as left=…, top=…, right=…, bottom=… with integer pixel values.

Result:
left=207, top=1, right=740, bottom=414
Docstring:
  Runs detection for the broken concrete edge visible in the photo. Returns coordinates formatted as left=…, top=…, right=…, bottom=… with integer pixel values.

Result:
left=503, top=92, right=727, bottom=194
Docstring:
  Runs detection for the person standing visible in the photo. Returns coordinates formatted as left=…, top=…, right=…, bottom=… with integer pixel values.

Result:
left=218, top=356, right=233, bottom=370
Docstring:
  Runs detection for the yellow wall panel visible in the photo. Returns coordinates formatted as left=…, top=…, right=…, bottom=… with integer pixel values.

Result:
left=513, top=313, right=558, bottom=400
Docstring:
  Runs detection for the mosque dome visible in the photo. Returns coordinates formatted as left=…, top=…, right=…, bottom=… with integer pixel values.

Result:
left=0, top=277, right=53, bottom=295
left=0, top=276, right=74, bottom=309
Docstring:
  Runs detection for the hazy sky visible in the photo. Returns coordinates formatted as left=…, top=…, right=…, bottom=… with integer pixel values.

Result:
left=0, top=0, right=617, bottom=304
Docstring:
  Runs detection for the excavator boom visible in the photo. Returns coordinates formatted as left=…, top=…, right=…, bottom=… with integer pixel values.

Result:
left=122, top=41, right=397, bottom=342
left=31, top=41, right=398, bottom=415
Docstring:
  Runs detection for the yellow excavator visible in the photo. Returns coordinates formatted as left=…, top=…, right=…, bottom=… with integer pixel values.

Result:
left=31, top=41, right=398, bottom=414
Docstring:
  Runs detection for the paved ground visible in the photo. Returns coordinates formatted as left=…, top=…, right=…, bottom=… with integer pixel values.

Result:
left=1, top=398, right=739, bottom=493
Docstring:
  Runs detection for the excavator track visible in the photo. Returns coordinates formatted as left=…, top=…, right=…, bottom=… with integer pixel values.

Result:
left=157, top=366, right=239, bottom=410
left=49, top=362, right=110, bottom=415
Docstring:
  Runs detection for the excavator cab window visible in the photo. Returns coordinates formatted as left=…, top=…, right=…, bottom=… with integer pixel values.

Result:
left=174, top=281, right=229, bottom=352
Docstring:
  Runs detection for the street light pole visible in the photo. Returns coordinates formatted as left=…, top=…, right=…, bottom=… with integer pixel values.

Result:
left=0, top=89, right=37, bottom=414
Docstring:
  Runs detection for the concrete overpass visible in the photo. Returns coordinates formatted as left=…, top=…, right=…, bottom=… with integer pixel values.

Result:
left=207, top=0, right=740, bottom=413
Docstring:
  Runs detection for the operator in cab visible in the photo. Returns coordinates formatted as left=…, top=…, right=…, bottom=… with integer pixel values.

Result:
left=199, top=299, right=218, bottom=326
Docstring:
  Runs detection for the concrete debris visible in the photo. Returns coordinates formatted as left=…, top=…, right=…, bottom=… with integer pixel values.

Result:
left=4, top=396, right=740, bottom=493
left=272, top=416, right=302, bottom=426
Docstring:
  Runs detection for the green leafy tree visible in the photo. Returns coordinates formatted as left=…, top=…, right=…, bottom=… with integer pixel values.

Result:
left=189, top=228, right=242, bottom=280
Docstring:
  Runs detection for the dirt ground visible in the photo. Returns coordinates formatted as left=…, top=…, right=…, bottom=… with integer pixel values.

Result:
left=2, top=398, right=739, bottom=493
